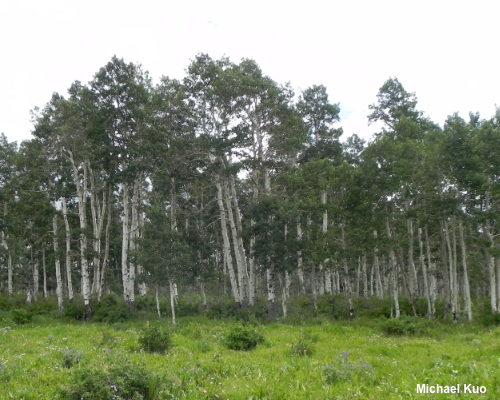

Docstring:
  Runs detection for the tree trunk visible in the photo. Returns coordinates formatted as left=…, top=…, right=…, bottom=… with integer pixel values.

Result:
left=98, top=185, right=113, bottom=301
left=362, top=253, right=368, bottom=298
left=68, top=152, right=91, bottom=319
left=458, top=220, right=472, bottom=321
left=89, top=172, right=107, bottom=296
left=42, top=247, right=48, bottom=300
left=267, top=267, right=276, bottom=320
left=155, top=285, right=161, bottom=318
left=373, top=230, right=383, bottom=299
left=418, top=227, right=432, bottom=318
left=62, top=198, right=73, bottom=300
left=121, top=182, right=131, bottom=305
left=1, top=229, right=12, bottom=296
left=424, top=226, right=436, bottom=317
left=224, top=177, right=247, bottom=304
left=169, top=279, right=176, bottom=324
left=407, top=217, right=418, bottom=299
left=444, top=220, right=458, bottom=322
left=297, top=220, right=306, bottom=295
left=386, top=218, right=400, bottom=318
left=126, top=174, right=141, bottom=308
left=31, top=247, right=39, bottom=302
left=52, top=213, right=64, bottom=312
left=215, top=177, right=241, bottom=306
left=229, top=174, right=250, bottom=301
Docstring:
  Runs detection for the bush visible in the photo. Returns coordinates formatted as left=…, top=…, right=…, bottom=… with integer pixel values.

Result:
left=63, top=300, right=85, bottom=320
left=323, top=352, right=374, bottom=385
left=224, top=324, right=264, bottom=351
left=381, top=316, right=429, bottom=336
left=93, top=294, right=131, bottom=323
left=61, top=349, right=82, bottom=368
left=290, top=339, right=315, bottom=356
left=138, top=324, right=171, bottom=354
left=11, top=308, right=33, bottom=325
left=60, top=362, right=158, bottom=400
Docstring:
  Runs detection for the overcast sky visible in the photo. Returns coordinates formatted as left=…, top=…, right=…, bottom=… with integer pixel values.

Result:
left=1, top=0, right=499, bottom=145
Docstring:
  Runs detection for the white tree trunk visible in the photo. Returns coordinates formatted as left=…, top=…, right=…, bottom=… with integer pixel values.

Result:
left=267, top=267, right=276, bottom=320
left=424, top=226, right=436, bottom=317
left=418, top=227, right=432, bottom=318
left=121, top=182, right=131, bottom=305
left=156, top=286, right=161, bottom=318
left=297, top=221, right=306, bottom=295
left=1, top=230, right=12, bottom=296
left=62, top=198, right=73, bottom=300
left=169, top=279, right=176, bottom=324
left=215, top=177, right=241, bottom=305
left=362, top=253, right=368, bottom=298
left=407, top=217, right=418, bottom=298
left=229, top=175, right=250, bottom=301
left=373, top=230, right=383, bottom=299
left=68, top=152, right=91, bottom=319
left=98, top=185, right=113, bottom=301
left=444, top=220, right=458, bottom=321
left=386, top=218, right=400, bottom=318
left=224, top=178, right=247, bottom=304
left=42, top=247, right=48, bottom=300
left=52, top=213, right=64, bottom=312
left=458, top=220, right=472, bottom=321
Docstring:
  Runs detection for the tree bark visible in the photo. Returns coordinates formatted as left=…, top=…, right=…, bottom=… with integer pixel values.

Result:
left=62, top=198, right=73, bottom=300
left=121, top=182, right=131, bottom=305
left=215, top=176, right=241, bottom=306
left=224, top=177, right=247, bottom=304
left=458, top=219, right=472, bottom=321
left=418, top=227, right=432, bottom=318
left=42, top=247, right=48, bottom=300
left=68, top=152, right=91, bottom=319
left=386, top=218, right=400, bottom=318
left=52, top=213, right=63, bottom=312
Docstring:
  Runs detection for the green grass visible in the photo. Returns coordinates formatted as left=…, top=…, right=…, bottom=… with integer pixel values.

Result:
left=0, top=316, right=499, bottom=399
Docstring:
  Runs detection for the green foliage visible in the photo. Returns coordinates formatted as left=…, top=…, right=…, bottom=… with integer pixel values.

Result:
left=224, top=323, right=264, bottom=351
left=355, top=297, right=391, bottom=319
left=479, top=311, right=500, bottom=327
left=11, top=308, right=33, bottom=324
left=93, top=294, right=131, bottom=323
left=61, top=349, right=82, bottom=368
left=289, top=339, right=315, bottom=357
left=138, top=324, right=171, bottom=354
left=380, top=316, right=430, bottom=336
left=323, top=352, right=374, bottom=385
left=205, top=296, right=267, bottom=322
left=63, top=300, right=86, bottom=320
left=60, top=361, right=157, bottom=400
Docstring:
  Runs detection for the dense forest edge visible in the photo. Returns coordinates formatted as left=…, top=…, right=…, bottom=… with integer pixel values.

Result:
left=1, top=53, right=500, bottom=327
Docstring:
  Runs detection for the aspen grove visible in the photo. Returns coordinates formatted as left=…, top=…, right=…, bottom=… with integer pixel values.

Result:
left=1, top=55, right=500, bottom=322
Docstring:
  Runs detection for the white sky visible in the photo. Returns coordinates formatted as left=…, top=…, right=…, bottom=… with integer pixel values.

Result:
left=1, top=0, right=499, bottom=145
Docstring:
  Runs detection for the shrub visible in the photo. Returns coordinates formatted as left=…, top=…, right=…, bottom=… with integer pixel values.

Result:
left=93, top=294, right=131, bottom=323
left=60, top=362, right=158, bottom=400
left=11, top=308, right=33, bottom=325
left=138, top=324, right=171, bottom=354
left=381, top=316, right=429, bottom=336
left=63, top=300, right=85, bottom=320
left=61, top=349, right=82, bottom=368
left=224, top=324, right=264, bottom=351
left=323, top=352, right=374, bottom=385
left=290, top=339, right=315, bottom=356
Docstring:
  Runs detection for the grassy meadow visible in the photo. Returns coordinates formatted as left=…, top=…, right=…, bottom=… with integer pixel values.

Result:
left=1, top=306, right=500, bottom=399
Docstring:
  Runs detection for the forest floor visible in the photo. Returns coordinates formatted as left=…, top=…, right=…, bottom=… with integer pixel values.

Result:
left=0, top=315, right=499, bottom=399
